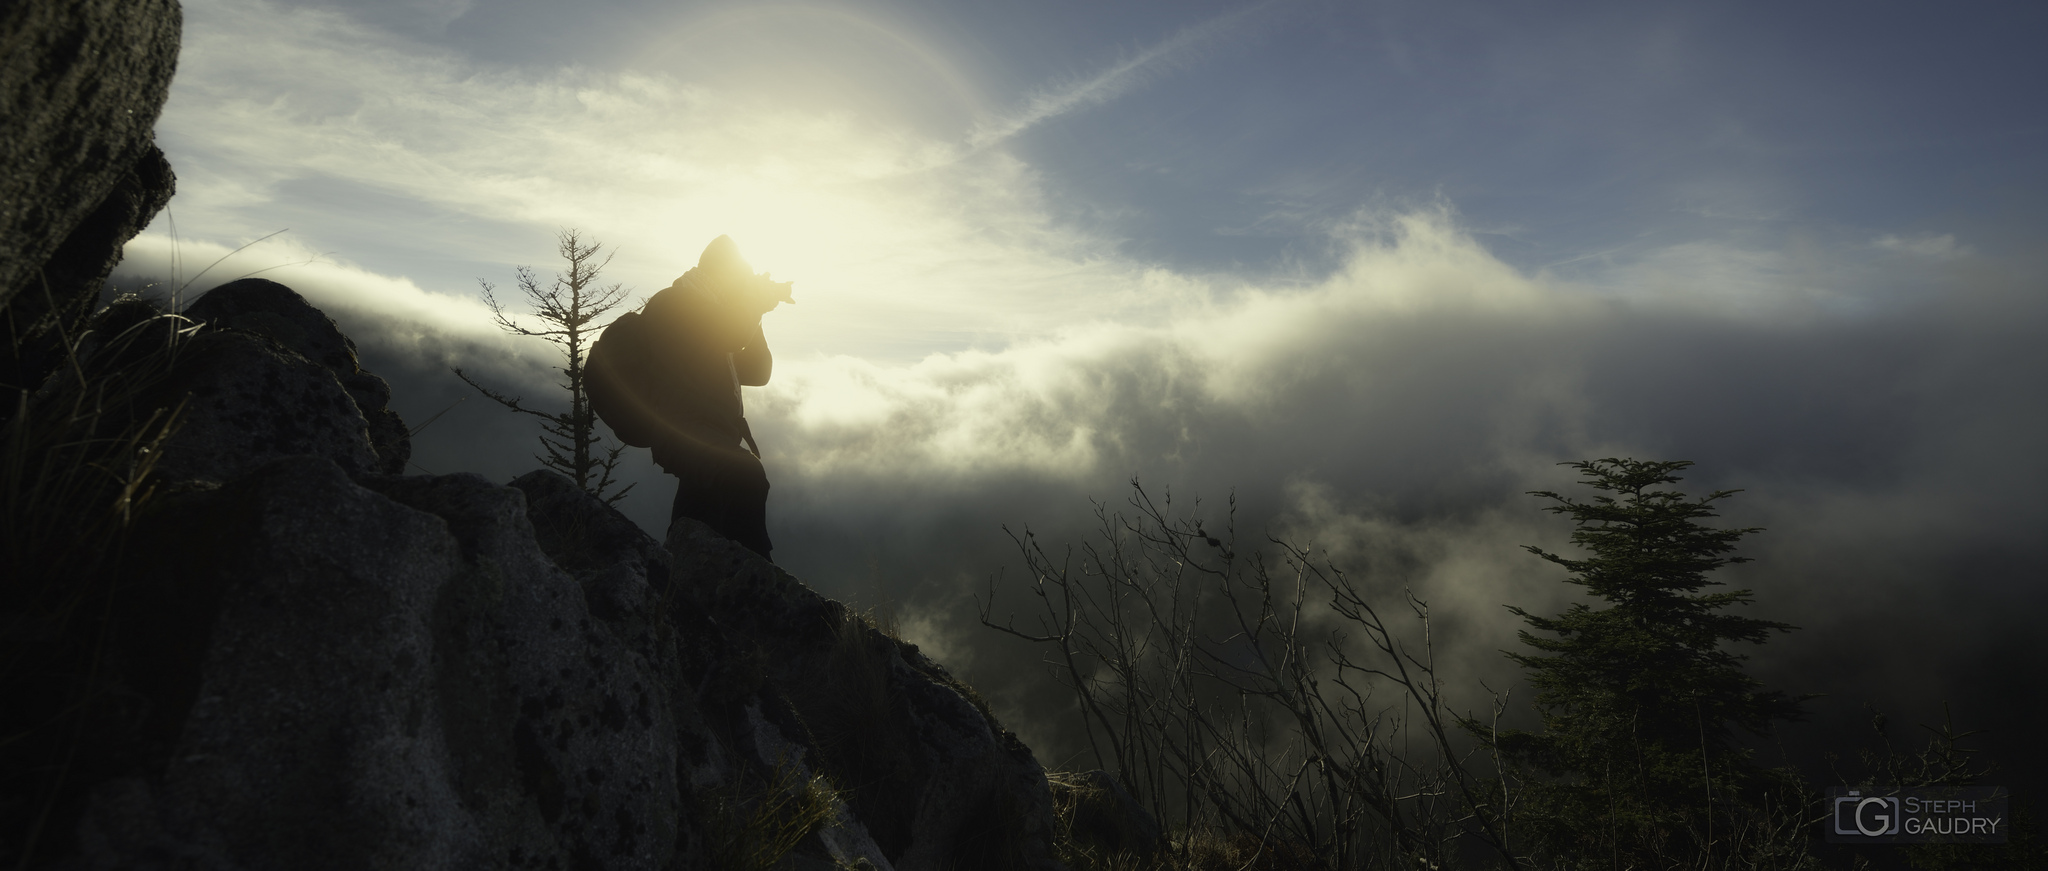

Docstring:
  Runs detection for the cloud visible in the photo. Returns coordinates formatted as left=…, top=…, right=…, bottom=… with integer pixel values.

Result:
left=292, top=0, right=477, bottom=34
left=1872, top=232, right=1971, bottom=260
left=730, top=210, right=2045, bottom=774
left=113, top=232, right=557, bottom=375
left=756, top=207, right=1574, bottom=484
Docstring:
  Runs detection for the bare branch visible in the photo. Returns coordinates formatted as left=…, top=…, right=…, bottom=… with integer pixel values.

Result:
left=451, top=367, right=553, bottom=420
left=456, top=229, right=642, bottom=502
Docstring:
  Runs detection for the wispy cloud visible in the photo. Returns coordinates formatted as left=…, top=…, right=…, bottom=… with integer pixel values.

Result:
left=113, top=233, right=558, bottom=375
left=965, top=3, right=1272, bottom=149
left=1872, top=232, right=1971, bottom=260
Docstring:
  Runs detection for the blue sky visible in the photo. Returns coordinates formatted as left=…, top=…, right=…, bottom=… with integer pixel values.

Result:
left=116, top=0, right=2048, bottom=778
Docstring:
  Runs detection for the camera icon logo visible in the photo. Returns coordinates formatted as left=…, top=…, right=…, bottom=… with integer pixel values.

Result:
left=1833, top=791, right=1902, bottom=837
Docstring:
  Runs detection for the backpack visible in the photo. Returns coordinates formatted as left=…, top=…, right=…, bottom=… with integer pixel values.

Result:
left=587, top=283, right=760, bottom=456
left=585, top=309, right=663, bottom=448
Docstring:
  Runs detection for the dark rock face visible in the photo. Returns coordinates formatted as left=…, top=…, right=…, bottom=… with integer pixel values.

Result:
left=364, top=471, right=681, bottom=870
left=667, top=522, right=1063, bottom=871
left=182, top=278, right=411, bottom=474
left=45, top=282, right=1062, bottom=870
left=509, top=468, right=672, bottom=608
left=34, top=283, right=406, bottom=483
left=1, top=0, right=182, bottom=394
left=77, top=460, right=680, bottom=871
left=59, top=277, right=421, bottom=485
left=141, top=328, right=385, bottom=482
left=78, top=458, right=478, bottom=870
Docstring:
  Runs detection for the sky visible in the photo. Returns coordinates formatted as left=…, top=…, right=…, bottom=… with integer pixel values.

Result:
left=113, top=0, right=2048, bottom=789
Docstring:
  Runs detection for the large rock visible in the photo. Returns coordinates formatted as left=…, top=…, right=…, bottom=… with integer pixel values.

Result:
left=1, top=0, right=181, bottom=395
left=78, top=460, right=687, bottom=871
left=73, top=464, right=1059, bottom=871
left=510, top=468, right=671, bottom=620
left=76, top=457, right=479, bottom=870
left=183, top=279, right=411, bottom=474
left=38, top=283, right=1063, bottom=870
left=140, top=328, right=385, bottom=483
left=667, top=520, right=1063, bottom=871
left=53, top=279, right=416, bottom=485
left=363, top=471, right=680, bottom=870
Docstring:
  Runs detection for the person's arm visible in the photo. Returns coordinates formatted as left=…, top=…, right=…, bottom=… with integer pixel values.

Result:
left=733, top=320, right=771, bottom=386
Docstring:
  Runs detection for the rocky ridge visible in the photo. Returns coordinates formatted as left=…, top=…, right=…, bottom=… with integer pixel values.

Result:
left=43, top=281, right=1064, bottom=870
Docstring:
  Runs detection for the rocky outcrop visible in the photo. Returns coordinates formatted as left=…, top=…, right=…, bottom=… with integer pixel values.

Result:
left=180, top=279, right=412, bottom=475
left=666, top=521, right=1062, bottom=871
left=49, top=280, right=412, bottom=484
left=77, top=459, right=483, bottom=870
left=1, top=0, right=182, bottom=395
left=73, top=456, right=689, bottom=871
left=36, top=283, right=1061, bottom=870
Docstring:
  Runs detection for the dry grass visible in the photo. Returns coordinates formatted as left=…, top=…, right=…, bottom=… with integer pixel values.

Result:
left=2, top=293, right=192, bottom=867
left=2, top=297, right=190, bottom=587
left=704, top=754, right=844, bottom=871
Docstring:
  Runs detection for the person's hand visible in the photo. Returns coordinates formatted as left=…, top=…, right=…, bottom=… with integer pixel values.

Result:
left=735, top=273, right=794, bottom=316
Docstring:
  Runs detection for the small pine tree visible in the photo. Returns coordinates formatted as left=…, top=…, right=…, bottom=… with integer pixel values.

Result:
left=453, top=228, right=635, bottom=505
left=1480, top=458, right=1809, bottom=867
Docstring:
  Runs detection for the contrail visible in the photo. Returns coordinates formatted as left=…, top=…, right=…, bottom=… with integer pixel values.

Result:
left=966, top=2, right=1274, bottom=150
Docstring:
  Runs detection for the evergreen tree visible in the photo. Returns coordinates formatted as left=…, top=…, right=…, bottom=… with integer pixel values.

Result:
left=453, top=229, right=635, bottom=504
left=1480, top=459, right=1809, bottom=867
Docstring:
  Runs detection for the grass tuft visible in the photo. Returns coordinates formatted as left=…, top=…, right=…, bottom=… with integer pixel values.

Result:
left=705, top=753, right=843, bottom=871
left=2, top=292, right=192, bottom=867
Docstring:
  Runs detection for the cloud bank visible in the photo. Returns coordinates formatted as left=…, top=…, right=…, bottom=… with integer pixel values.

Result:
left=739, top=211, right=2047, bottom=779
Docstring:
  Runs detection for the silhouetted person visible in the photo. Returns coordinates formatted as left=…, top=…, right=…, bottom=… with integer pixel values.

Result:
left=599, top=235, right=790, bottom=560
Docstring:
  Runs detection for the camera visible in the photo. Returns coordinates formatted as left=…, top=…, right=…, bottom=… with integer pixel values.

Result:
left=732, top=272, right=795, bottom=317
left=1833, top=792, right=1901, bottom=837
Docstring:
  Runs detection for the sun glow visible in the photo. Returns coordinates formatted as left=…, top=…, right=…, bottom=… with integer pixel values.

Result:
left=626, top=4, right=990, bottom=126
left=148, top=0, right=1190, bottom=367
